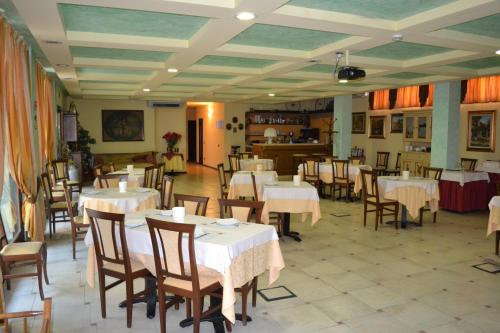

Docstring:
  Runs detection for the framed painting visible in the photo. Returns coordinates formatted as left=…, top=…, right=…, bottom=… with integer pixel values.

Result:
left=390, top=113, right=403, bottom=133
left=467, top=110, right=496, bottom=152
left=369, top=116, right=385, bottom=138
left=352, top=112, right=366, bottom=134
left=102, top=110, right=144, bottom=142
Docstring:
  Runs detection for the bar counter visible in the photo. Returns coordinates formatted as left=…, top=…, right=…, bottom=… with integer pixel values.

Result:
left=252, top=143, right=328, bottom=175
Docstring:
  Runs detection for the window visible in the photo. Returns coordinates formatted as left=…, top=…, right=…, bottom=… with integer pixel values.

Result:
left=0, top=155, right=20, bottom=242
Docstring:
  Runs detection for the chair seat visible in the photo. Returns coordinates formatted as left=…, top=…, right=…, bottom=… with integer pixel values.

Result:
left=367, top=197, right=398, bottom=205
left=1, top=241, right=43, bottom=256
left=73, top=216, right=88, bottom=226
left=103, top=259, right=146, bottom=275
left=51, top=186, right=64, bottom=192
left=51, top=201, right=77, bottom=209
left=334, top=178, right=353, bottom=184
left=56, top=180, right=80, bottom=186
left=164, top=271, right=220, bottom=292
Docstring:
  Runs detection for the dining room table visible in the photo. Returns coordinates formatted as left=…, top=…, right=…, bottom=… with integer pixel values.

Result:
left=297, top=162, right=371, bottom=194
left=78, top=187, right=160, bottom=223
left=227, top=170, right=278, bottom=199
left=84, top=209, right=285, bottom=330
left=239, top=158, right=274, bottom=171
left=377, top=176, right=440, bottom=228
left=438, top=170, right=490, bottom=212
left=260, top=180, right=321, bottom=241
left=487, top=196, right=500, bottom=255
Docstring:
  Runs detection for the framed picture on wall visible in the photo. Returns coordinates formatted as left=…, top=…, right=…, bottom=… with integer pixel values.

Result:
left=390, top=113, right=403, bottom=133
left=352, top=112, right=366, bottom=134
left=467, top=110, right=496, bottom=152
left=102, top=110, right=144, bottom=142
left=369, top=116, right=385, bottom=138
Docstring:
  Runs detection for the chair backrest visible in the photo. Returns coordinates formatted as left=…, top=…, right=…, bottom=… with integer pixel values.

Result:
left=461, top=158, right=477, bottom=171
left=332, top=159, right=349, bottom=181
left=216, top=163, right=228, bottom=198
left=97, top=173, right=128, bottom=188
left=143, top=165, right=156, bottom=188
left=351, top=147, right=364, bottom=157
left=160, top=175, right=174, bottom=209
left=93, top=165, right=103, bottom=177
left=40, top=172, right=56, bottom=203
left=302, top=157, right=320, bottom=177
left=155, top=163, right=165, bottom=189
left=272, top=155, right=279, bottom=172
left=322, top=155, right=337, bottom=164
left=62, top=180, right=78, bottom=227
left=218, top=199, right=264, bottom=223
left=228, top=154, right=240, bottom=173
left=108, top=162, right=116, bottom=172
left=360, top=169, right=379, bottom=201
left=146, top=218, right=201, bottom=293
left=376, top=152, right=390, bottom=168
left=173, top=194, right=209, bottom=216
left=239, top=152, right=252, bottom=160
left=86, top=208, right=132, bottom=273
left=349, top=156, right=365, bottom=165
left=423, top=167, right=443, bottom=180
left=50, top=159, right=68, bottom=181
left=395, top=152, right=401, bottom=170
left=251, top=173, right=259, bottom=201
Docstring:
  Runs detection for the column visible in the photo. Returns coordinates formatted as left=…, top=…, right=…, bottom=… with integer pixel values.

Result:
left=333, top=95, right=352, bottom=159
left=431, top=80, right=461, bottom=169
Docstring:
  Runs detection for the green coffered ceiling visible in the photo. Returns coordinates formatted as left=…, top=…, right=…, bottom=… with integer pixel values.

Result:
left=5, top=0, right=499, bottom=103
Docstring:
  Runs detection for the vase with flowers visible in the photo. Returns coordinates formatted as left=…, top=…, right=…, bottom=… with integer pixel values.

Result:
left=162, top=131, right=181, bottom=159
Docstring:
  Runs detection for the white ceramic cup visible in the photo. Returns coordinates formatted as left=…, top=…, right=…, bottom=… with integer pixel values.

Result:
left=127, top=165, right=134, bottom=173
left=253, top=155, right=259, bottom=160
left=293, top=175, right=301, bottom=186
left=402, top=170, right=410, bottom=180
left=118, top=181, right=128, bottom=193
left=172, top=206, right=186, bottom=219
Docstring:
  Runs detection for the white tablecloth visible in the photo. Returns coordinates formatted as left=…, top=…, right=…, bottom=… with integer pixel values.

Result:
left=487, top=196, right=500, bottom=236
left=476, top=166, right=500, bottom=174
left=84, top=210, right=284, bottom=323
left=261, top=181, right=321, bottom=225
left=78, top=188, right=160, bottom=223
left=440, top=170, right=490, bottom=186
left=239, top=159, right=274, bottom=171
left=228, top=171, right=278, bottom=199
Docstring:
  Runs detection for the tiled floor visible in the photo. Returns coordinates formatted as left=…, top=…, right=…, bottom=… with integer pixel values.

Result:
left=5, top=164, right=500, bottom=333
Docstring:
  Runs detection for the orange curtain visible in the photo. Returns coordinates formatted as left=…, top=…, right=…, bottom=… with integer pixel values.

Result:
left=35, top=63, right=55, bottom=167
left=464, top=75, right=500, bottom=104
left=0, top=21, right=5, bottom=200
left=395, top=85, right=420, bottom=108
left=373, top=89, right=390, bottom=110
left=1, top=18, right=44, bottom=241
left=425, top=83, right=434, bottom=107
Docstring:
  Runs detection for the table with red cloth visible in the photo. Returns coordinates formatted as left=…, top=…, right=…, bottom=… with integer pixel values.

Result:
left=439, top=170, right=490, bottom=212
left=476, top=165, right=500, bottom=198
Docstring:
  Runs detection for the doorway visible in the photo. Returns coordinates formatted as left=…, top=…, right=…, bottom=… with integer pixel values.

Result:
left=198, top=118, right=203, bottom=164
left=187, top=120, right=197, bottom=162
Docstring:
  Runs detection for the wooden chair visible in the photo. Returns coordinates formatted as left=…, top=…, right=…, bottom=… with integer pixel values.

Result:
left=143, top=165, right=156, bottom=188
left=419, top=167, right=443, bottom=225
left=228, top=154, right=240, bottom=174
left=374, top=151, right=390, bottom=172
left=301, top=156, right=321, bottom=189
left=239, top=152, right=252, bottom=160
left=41, top=173, right=70, bottom=238
left=0, top=212, right=49, bottom=300
left=251, top=175, right=282, bottom=234
left=155, top=163, right=165, bottom=191
left=322, top=155, right=337, bottom=164
left=86, top=208, right=150, bottom=328
left=93, top=164, right=104, bottom=178
left=160, top=175, right=174, bottom=210
left=49, top=159, right=81, bottom=193
left=218, top=199, right=264, bottom=325
left=216, top=163, right=229, bottom=199
left=97, top=174, right=128, bottom=188
left=62, top=180, right=89, bottom=259
left=461, top=158, right=477, bottom=171
left=384, top=152, right=401, bottom=176
left=145, top=218, right=229, bottom=333
left=349, top=156, right=365, bottom=165
left=360, top=169, right=399, bottom=230
left=292, top=153, right=308, bottom=173
left=173, top=194, right=209, bottom=216
left=108, top=162, right=116, bottom=172
left=332, top=159, right=354, bottom=201
left=272, top=155, right=279, bottom=172
left=0, top=297, right=52, bottom=333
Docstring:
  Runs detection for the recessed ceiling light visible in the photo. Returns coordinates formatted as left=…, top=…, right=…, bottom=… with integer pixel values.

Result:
left=56, top=64, right=69, bottom=68
left=167, top=68, right=178, bottom=73
left=236, top=12, right=256, bottom=21
left=392, top=34, right=403, bottom=42
left=339, top=79, right=348, bottom=84
left=496, top=50, right=500, bottom=55
left=268, top=93, right=275, bottom=97
left=44, top=40, right=63, bottom=45
left=143, top=88, right=151, bottom=92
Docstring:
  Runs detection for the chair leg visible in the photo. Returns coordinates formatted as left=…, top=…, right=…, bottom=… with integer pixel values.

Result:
left=126, top=279, right=133, bottom=328
left=98, top=271, right=106, bottom=318
left=419, top=207, right=424, bottom=226
left=186, top=298, right=192, bottom=318
left=42, top=245, right=49, bottom=284
left=375, top=207, right=379, bottom=231
left=36, top=258, right=45, bottom=300
left=72, top=229, right=76, bottom=260
left=363, top=201, right=367, bottom=227
left=159, top=291, right=167, bottom=333
left=193, top=296, right=201, bottom=333
left=241, top=283, right=248, bottom=326
left=432, top=211, right=437, bottom=223
left=496, top=231, right=499, bottom=256
left=252, top=277, right=258, bottom=307
left=394, top=205, right=399, bottom=230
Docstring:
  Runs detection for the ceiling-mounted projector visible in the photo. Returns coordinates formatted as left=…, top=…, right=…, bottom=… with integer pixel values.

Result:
left=337, top=66, right=366, bottom=81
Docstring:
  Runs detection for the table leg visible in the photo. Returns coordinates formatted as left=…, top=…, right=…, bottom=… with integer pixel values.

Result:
left=401, top=206, right=407, bottom=229
left=282, top=213, right=302, bottom=242
left=179, top=288, right=227, bottom=333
